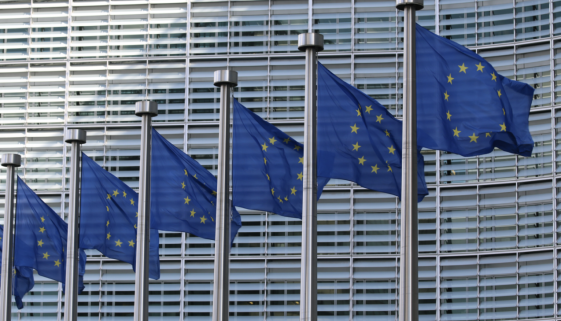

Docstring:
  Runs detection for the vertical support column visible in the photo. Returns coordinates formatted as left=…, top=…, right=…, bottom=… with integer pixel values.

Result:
left=396, top=1, right=423, bottom=321
left=297, top=33, right=323, bottom=321
left=212, top=70, right=237, bottom=321
left=0, top=154, right=21, bottom=321
left=133, top=101, right=158, bottom=321
left=64, top=129, right=87, bottom=321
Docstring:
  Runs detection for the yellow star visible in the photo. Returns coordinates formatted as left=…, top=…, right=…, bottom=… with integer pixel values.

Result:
left=277, top=196, right=283, bottom=203
left=376, top=114, right=383, bottom=123
left=134, top=224, right=137, bottom=229
left=387, top=164, right=393, bottom=172
left=271, top=188, right=275, bottom=195
left=352, top=142, right=361, bottom=151
left=491, top=72, right=497, bottom=81
left=497, top=90, right=502, bottom=97
left=128, top=240, right=135, bottom=247
left=358, top=156, right=366, bottom=165
left=113, top=189, right=119, bottom=197
left=446, top=110, right=451, bottom=121
left=212, top=190, right=217, bottom=196
left=107, top=233, right=111, bottom=240
left=54, top=260, right=61, bottom=267
left=269, top=137, right=277, bottom=145
left=266, top=173, right=270, bottom=180
left=184, top=169, right=188, bottom=176
left=42, top=252, right=50, bottom=260
left=503, top=108, right=505, bottom=115
left=106, top=220, right=110, bottom=227
left=371, top=164, right=379, bottom=174
left=444, top=91, right=449, bottom=101
left=291, top=186, right=297, bottom=195
left=130, top=199, right=135, bottom=205
left=299, top=157, right=303, bottom=164
left=475, top=62, right=485, bottom=72
left=458, top=63, right=468, bottom=73
left=39, top=227, right=45, bottom=233
left=182, top=181, right=186, bottom=189
left=486, top=133, right=491, bottom=137
left=350, top=124, right=359, bottom=133
left=38, top=240, right=44, bottom=247
left=283, top=137, right=290, bottom=144
left=447, top=73, right=454, bottom=84
left=264, top=158, right=267, bottom=164
left=193, top=174, right=198, bottom=179
left=469, top=133, right=479, bottom=143
left=200, top=215, right=207, bottom=224
left=106, top=206, right=109, bottom=212
left=107, top=194, right=111, bottom=200
left=190, top=209, right=196, bottom=217
left=184, top=196, right=191, bottom=204
left=385, top=129, right=390, bottom=137
left=261, top=142, right=268, bottom=151
left=388, top=145, right=396, bottom=154
left=453, top=127, right=461, bottom=137
left=123, top=191, right=127, bottom=198
left=500, top=123, right=506, bottom=131
left=297, top=172, right=303, bottom=180
left=41, top=216, right=45, bottom=223
left=284, top=196, right=288, bottom=201
left=135, top=212, right=138, bottom=217
left=356, top=108, right=361, bottom=116
left=294, top=145, right=301, bottom=151
left=365, top=105, right=373, bottom=114
left=211, top=216, right=214, bottom=222
left=115, top=240, right=122, bottom=247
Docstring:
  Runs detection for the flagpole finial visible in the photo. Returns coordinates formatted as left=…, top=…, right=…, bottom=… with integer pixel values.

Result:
left=214, top=70, right=238, bottom=87
left=135, top=101, right=158, bottom=117
left=298, top=33, right=324, bottom=52
left=65, top=129, right=87, bottom=144
left=1, top=154, right=21, bottom=167
left=396, top=0, right=423, bottom=10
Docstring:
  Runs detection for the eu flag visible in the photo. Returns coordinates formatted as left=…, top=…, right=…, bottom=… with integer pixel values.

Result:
left=317, top=63, right=429, bottom=200
left=151, top=129, right=242, bottom=242
left=0, top=226, right=34, bottom=309
left=14, top=177, right=86, bottom=299
left=232, top=99, right=330, bottom=219
left=80, top=154, right=160, bottom=280
left=416, top=24, right=534, bottom=157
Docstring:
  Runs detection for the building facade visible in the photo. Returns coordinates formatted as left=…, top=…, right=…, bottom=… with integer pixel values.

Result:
left=0, top=0, right=557, bottom=320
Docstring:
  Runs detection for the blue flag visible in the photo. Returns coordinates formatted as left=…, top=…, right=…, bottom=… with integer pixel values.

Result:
left=0, top=226, right=35, bottom=309
left=14, top=177, right=86, bottom=299
left=416, top=24, right=534, bottom=157
left=317, top=63, right=429, bottom=200
left=232, top=99, right=330, bottom=219
left=80, top=154, right=160, bottom=280
left=151, top=129, right=242, bottom=243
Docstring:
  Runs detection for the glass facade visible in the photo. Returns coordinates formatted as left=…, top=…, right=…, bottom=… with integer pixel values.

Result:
left=0, top=0, right=558, bottom=320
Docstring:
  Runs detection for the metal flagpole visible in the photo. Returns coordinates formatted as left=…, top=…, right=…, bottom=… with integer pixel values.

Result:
left=134, top=101, right=158, bottom=321
left=212, top=70, right=237, bottom=321
left=396, top=1, right=423, bottom=321
left=298, top=32, right=323, bottom=321
left=0, top=154, right=21, bottom=321
left=64, top=129, right=87, bottom=321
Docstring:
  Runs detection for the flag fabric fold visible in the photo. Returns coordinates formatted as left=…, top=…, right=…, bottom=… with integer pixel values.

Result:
left=317, top=62, right=429, bottom=200
left=232, top=99, right=330, bottom=219
left=0, top=225, right=35, bottom=309
left=80, top=154, right=160, bottom=280
left=151, top=129, right=242, bottom=243
left=14, top=177, right=86, bottom=304
left=416, top=23, right=534, bottom=157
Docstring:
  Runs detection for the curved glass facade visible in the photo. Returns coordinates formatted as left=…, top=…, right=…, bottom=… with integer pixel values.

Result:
left=0, top=0, right=558, bottom=320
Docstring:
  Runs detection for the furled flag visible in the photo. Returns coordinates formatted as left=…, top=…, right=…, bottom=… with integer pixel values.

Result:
left=416, top=24, right=534, bottom=157
left=14, top=177, right=86, bottom=301
left=0, top=225, right=35, bottom=309
left=80, top=154, right=160, bottom=279
left=317, top=62, right=429, bottom=200
left=232, top=99, right=330, bottom=219
left=151, top=129, right=242, bottom=243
